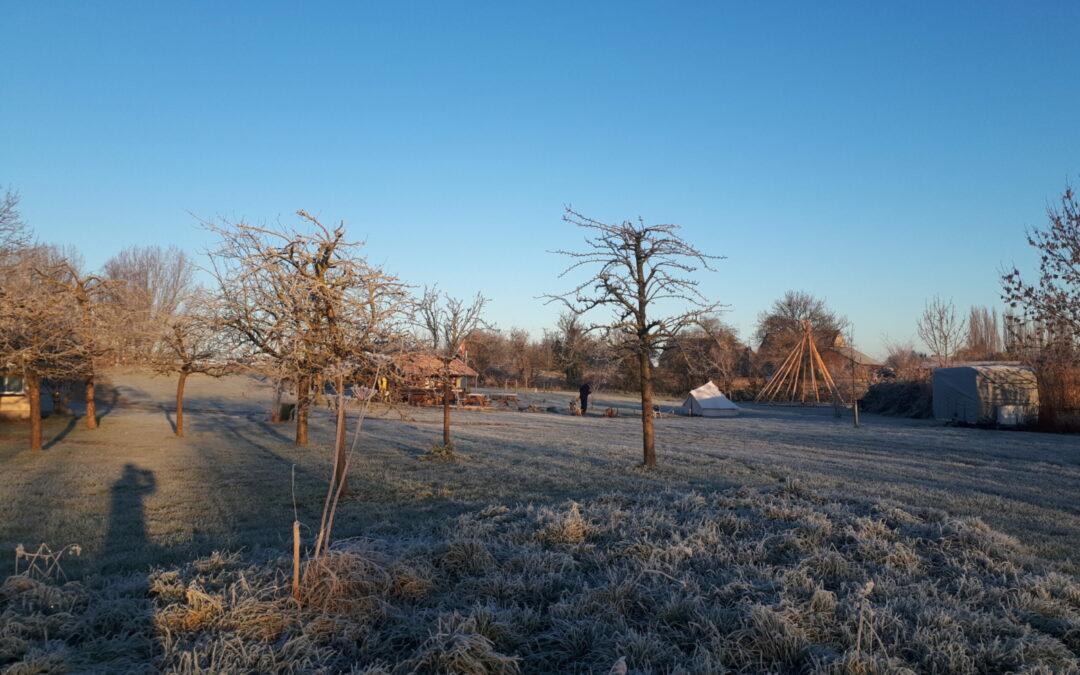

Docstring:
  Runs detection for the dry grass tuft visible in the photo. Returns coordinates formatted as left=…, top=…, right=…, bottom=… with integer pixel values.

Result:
left=2, top=484, right=1078, bottom=672
left=537, top=502, right=588, bottom=545
left=397, top=614, right=521, bottom=674
left=300, top=548, right=391, bottom=617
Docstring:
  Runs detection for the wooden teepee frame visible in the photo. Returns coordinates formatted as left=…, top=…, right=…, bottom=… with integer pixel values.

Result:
left=755, top=320, right=845, bottom=405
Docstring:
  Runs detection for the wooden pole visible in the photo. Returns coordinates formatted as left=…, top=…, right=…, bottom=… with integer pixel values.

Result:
left=793, top=335, right=808, bottom=401
left=757, top=337, right=802, bottom=402
left=850, top=340, right=859, bottom=428
left=334, top=374, right=348, bottom=497
left=810, top=337, right=843, bottom=405
left=292, top=519, right=301, bottom=601
left=770, top=341, right=803, bottom=401
left=787, top=337, right=806, bottom=401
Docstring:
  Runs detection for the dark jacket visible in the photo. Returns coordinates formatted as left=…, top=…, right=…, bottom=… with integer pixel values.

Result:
left=578, top=383, right=592, bottom=399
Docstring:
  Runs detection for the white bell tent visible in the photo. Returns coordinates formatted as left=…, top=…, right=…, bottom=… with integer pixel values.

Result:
left=682, top=382, right=740, bottom=417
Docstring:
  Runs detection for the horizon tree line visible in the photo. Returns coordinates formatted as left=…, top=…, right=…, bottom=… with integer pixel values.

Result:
left=2, top=180, right=1077, bottom=459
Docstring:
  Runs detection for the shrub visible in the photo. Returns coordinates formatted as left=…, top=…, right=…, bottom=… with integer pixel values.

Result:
left=861, top=380, right=933, bottom=418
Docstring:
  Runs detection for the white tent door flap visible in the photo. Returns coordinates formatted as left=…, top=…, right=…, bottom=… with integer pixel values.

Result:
left=683, top=382, right=740, bottom=417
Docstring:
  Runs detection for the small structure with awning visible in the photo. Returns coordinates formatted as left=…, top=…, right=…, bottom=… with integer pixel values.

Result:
left=682, top=382, right=740, bottom=417
left=393, top=353, right=480, bottom=406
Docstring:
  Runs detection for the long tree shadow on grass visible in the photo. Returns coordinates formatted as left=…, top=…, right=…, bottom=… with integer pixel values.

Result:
left=42, top=414, right=78, bottom=450
left=161, top=406, right=177, bottom=435
left=94, top=384, right=122, bottom=423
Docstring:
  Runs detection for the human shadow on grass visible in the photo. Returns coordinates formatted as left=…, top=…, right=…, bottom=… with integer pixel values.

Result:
left=95, top=463, right=160, bottom=666
left=102, top=463, right=158, bottom=571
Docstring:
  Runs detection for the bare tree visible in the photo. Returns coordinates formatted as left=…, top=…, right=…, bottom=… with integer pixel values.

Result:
left=461, top=327, right=506, bottom=385
left=0, top=248, right=84, bottom=450
left=154, top=292, right=230, bottom=437
left=43, top=260, right=123, bottom=430
left=417, top=286, right=487, bottom=449
left=549, top=312, right=592, bottom=386
left=964, top=306, right=1003, bottom=360
left=1001, top=184, right=1080, bottom=429
left=104, top=245, right=195, bottom=363
left=0, top=187, right=30, bottom=260
left=883, top=339, right=925, bottom=381
left=1002, top=184, right=1080, bottom=342
left=207, top=210, right=407, bottom=501
left=918, top=296, right=967, bottom=367
left=547, top=207, right=722, bottom=467
left=208, top=212, right=405, bottom=441
left=660, top=316, right=743, bottom=394
left=754, top=291, right=846, bottom=375
left=507, top=328, right=547, bottom=388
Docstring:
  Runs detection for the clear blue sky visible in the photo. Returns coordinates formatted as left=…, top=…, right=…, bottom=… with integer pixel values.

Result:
left=3, top=2, right=1078, bottom=358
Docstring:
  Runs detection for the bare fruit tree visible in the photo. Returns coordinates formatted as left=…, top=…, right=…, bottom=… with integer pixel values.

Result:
left=0, top=248, right=84, bottom=450
left=548, top=207, right=722, bottom=467
left=917, top=295, right=967, bottom=367
left=207, top=210, right=407, bottom=498
left=417, top=286, right=487, bottom=449
left=155, top=291, right=230, bottom=437
left=44, top=261, right=122, bottom=430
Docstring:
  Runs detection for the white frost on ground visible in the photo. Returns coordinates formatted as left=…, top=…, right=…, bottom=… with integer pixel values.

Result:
left=0, top=372, right=1077, bottom=575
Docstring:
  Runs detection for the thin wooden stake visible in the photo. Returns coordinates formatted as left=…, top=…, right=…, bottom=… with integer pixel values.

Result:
left=292, top=519, right=301, bottom=602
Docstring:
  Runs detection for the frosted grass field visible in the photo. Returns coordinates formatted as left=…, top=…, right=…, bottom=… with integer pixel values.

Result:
left=2, top=372, right=1075, bottom=575
left=0, top=372, right=1077, bottom=671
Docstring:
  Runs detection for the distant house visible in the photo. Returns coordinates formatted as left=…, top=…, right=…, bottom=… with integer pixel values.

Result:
left=932, top=364, right=1039, bottom=425
left=0, top=369, right=30, bottom=421
left=819, top=336, right=886, bottom=381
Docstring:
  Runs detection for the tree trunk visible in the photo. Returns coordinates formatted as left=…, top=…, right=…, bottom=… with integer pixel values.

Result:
left=639, top=350, right=656, bottom=467
left=270, top=378, right=283, bottom=423
left=85, top=375, right=97, bottom=430
left=442, top=372, right=451, bottom=447
left=27, top=374, right=42, bottom=452
left=296, top=375, right=310, bottom=446
left=333, top=374, right=348, bottom=497
left=175, top=372, right=187, bottom=437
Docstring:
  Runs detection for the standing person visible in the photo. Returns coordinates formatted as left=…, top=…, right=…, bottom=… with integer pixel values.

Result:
left=578, top=381, right=592, bottom=415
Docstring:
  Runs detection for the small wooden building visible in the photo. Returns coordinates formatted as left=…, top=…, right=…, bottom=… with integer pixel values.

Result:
left=0, top=370, right=30, bottom=421
left=393, top=353, right=479, bottom=405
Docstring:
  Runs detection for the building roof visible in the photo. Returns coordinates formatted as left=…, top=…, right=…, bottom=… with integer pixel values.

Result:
left=394, top=353, right=478, bottom=378
left=825, top=344, right=883, bottom=367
